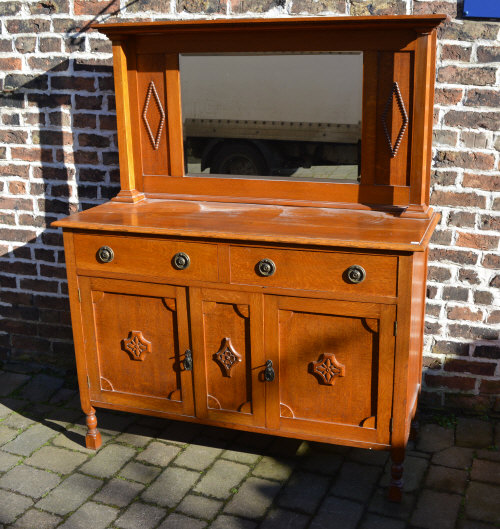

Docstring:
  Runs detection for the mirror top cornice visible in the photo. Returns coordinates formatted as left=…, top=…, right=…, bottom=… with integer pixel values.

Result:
left=93, top=14, right=448, bottom=37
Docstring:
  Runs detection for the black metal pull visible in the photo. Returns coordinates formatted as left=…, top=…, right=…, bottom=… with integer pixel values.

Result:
left=257, top=258, right=276, bottom=277
left=183, top=349, right=193, bottom=371
left=264, top=360, right=275, bottom=382
left=96, top=246, right=114, bottom=263
left=173, top=252, right=190, bottom=270
left=346, top=265, right=366, bottom=284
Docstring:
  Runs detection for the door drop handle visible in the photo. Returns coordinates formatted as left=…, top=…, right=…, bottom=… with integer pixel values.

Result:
left=264, top=360, right=275, bottom=382
left=183, top=349, right=193, bottom=371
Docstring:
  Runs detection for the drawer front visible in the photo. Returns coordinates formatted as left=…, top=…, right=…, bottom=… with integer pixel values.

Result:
left=73, top=233, right=219, bottom=282
left=230, top=246, right=397, bottom=297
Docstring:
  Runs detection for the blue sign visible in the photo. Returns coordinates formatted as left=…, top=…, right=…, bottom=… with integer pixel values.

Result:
left=464, top=0, right=500, bottom=18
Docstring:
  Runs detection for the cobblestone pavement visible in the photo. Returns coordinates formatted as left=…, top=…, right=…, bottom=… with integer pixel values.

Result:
left=0, top=365, right=499, bottom=529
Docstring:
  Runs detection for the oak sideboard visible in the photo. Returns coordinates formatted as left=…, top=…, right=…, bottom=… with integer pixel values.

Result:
left=54, top=14, right=446, bottom=501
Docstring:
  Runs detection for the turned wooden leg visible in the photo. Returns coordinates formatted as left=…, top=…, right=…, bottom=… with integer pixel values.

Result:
left=85, top=408, right=102, bottom=450
left=388, top=448, right=404, bottom=502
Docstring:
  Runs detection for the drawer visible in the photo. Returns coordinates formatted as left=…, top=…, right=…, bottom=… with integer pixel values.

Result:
left=73, top=233, right=219, bottom=282
left=230, top=246, right=397, bottom=297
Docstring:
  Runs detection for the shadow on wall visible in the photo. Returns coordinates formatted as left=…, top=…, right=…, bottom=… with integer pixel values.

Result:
left=0, top=50, right=120, bottom=368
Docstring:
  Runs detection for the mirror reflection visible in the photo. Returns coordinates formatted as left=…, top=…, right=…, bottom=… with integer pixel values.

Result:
left=180, top=52, right=363, bottom=181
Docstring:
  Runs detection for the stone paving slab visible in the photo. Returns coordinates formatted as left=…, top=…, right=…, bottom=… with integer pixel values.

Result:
left=425, top=464, right=468, bottom=493
left=158, top=513, right=207, bottom=529
left=0, top=451, right=20, bottom=472
left=0, top=367, right=499, bottom=529
left=10, top=509, right=62, bottom=529
left=0, top=373, right=30, bottom=398
left=310, top=496, right=364, bottom=529
left=35, top=473, right=103, bottom=515
left=0, top=490, right=33, bottom=524
left=411, top=489, right=462, bottom=529
left=0, top=465, right=61, bottom=499
left=136, top=441, right=181, bottom=467
left=79, top=445, right=135, bottom=478
left=465, top=482, right=500, bottom=524
left=193, top=460, right=249, bottom=500
left=92, top=478, right=144, bottom=507
left=2, top=423, right=57, bottom=456
left=142, top=466, right=200, bottom=507
left=176, top=494, right=223, bottom=520
left=18, top=374, right=64, bottom=403
left=24, top=446, right=87, bottom=474
left=456, top=418, right=493, bottom=448
left=114, top=502, right=166, bottom=529
left=471, top=458, right=500, bottom=485
left=57, top=502, right=118, bottom=529
left=223, top=476, right=282, bottom=519
left=118, top=460, right=162, bottom=484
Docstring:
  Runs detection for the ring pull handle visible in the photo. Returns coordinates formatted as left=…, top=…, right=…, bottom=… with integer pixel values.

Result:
left=173, top=252, right=190, bottom=270
left=96, top=246, right=114, bottom=263
left=345, top=265, right=366, bottom=284
left=257, top=258, right=276, bottom=277
left=264, top=360, right=275, bottom=382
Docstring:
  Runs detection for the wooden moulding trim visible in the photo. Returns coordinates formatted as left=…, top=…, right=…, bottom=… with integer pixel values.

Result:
left=111, top=189, right=146, bottom=203
left=143, top=176, right=411, bottom=208
left=94, top=15, right=448, bottom=36
left=56, top=224, right=429, bottom=252
left=91, top=398, right=391, bottom=449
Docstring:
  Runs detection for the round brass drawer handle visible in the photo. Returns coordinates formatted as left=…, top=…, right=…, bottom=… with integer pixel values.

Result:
left=172, top=252, right=190, bottom=270
left=96, top=246, right=114, bottom=263
left=346, top=265, right=366, bottom=284
left=257, top=258, right=276, bottom=277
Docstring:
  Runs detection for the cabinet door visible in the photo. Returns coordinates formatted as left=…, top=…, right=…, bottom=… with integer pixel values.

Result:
left=265, top=296, right=395, bottom=446
left=80, top=277, right=194, bottom=416
left=190, top=288, right=265, bottom=427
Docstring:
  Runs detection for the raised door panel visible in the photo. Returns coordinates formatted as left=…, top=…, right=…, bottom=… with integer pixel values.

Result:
left=190, top=288, right=265, bottom=427
left=80, top=277, right=194, bottom=416
left=265, top=296, right=395, bottom=446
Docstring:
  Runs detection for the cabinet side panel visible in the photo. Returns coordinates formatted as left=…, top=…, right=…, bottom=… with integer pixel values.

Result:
left=406, top=250, right=427, bottom=419
left=62, top=231, right=92, bottom=414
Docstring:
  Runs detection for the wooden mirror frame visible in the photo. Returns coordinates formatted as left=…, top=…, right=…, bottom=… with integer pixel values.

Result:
left=96, top=15, right=447, bottom=217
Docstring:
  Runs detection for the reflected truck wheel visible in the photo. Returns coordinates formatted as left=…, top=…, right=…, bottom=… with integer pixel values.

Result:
left=210, top=143, right=269, bottom=176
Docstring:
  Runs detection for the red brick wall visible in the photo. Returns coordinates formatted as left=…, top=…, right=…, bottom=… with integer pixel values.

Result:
left=0, top=0, right=498, bottom=412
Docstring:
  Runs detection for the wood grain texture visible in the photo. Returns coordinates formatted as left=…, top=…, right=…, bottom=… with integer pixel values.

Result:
left=54, top=199, right=439, bottom=252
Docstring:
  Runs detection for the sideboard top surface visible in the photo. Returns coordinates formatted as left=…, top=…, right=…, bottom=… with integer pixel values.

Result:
left=53, top=200, right=439, bottom=251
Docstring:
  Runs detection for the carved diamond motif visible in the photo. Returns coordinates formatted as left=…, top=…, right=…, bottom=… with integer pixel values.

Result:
left=310, top=353, right=345, bottom=386
left=143, top=80, right=166, bottom=150
left=381, top=81, right=408, bottom=158
left=213, top=337, right=242, bottom=377
left=122, top=330, right=152, bottom=361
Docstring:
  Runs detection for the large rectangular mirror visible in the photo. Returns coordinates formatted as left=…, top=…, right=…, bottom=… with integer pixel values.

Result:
left=180, top=52, right=363, bottom=182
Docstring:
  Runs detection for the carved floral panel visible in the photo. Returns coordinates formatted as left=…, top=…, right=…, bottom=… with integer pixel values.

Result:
left=122, top=330, right=152, bottom=361
left=213, top=337, right=242, bottom=377
left=310, top=352, right=345, bottom=386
